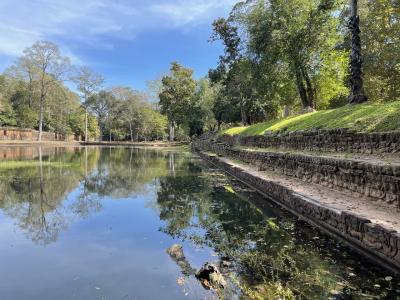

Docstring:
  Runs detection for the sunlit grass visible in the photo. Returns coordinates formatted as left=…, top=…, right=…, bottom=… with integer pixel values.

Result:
left=222, top=101, right=400, bottom=136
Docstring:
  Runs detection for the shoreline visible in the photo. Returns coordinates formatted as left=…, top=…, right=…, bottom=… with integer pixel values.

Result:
left=0, top=141, right=188, bottom=148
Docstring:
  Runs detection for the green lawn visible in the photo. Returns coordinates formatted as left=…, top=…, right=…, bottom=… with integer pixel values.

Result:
left=223, top=102, right=400, bottom=136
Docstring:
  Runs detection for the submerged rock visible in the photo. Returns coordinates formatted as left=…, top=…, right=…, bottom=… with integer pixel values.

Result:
left=167, top=244, right=185, bottom=260
left=167, top=245, right=229, bottom=291
left=166, top=244, right=196, bottom=276
left=195, top=263, right=227, bottom=290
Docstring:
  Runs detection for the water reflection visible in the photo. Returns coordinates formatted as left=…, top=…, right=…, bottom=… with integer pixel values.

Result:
left=0, top=146, right=398, bottom=299
left=155, top=158, right=400, bottom=299
left=0, top=147, right=170, bottom=245
left=0, top=147, right=98, bottom=244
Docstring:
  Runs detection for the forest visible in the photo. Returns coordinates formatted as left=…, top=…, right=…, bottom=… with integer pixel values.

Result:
left=0, top=0, right=398, bottom=141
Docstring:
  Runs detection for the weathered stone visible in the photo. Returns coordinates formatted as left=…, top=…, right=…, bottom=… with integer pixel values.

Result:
left=167, top=244, right=185, bottom=260
left=217, top=130, right=400, bottom=154
left=193, top=149, right=400, bottom=271
left=196, top=263, right=227, bottom=290
left=192, top=139, right=400, bottom=207
left=166, top=244, right=196, bottom=276
left=0, top=126, right=78, bottom=142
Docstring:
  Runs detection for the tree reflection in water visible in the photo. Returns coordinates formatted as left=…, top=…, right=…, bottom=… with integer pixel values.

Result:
left=0, top=147, right=398, bottom=299
left=0, top=146, right=99, bottom=244
left=0, top=146, right=170, bottom=245
left=155, top=157, right=399, bottom=299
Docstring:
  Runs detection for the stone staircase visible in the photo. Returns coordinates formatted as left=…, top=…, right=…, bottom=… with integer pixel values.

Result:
left=192, top=130, right=400, bottom=272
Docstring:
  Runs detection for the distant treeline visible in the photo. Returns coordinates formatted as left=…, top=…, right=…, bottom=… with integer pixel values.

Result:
left=0, top=41, right=167, bottom=142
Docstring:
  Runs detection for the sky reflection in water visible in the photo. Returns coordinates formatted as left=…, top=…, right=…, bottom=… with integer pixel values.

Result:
left=0, top=146, right=399, bottom=300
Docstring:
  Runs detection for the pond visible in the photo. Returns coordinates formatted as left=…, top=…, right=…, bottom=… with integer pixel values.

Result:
left=0, top=146, right=399, bottom=300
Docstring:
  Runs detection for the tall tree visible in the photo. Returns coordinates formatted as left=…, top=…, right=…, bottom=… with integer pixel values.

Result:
left=19, top=41, right=71, bottom=141
left=159, top=62, right=196, bottom=141
left=72, top=67, right=104, bottom=142
left=348, top=0, right=367, bottom=104
left=86, top=90, right=115, bottom=141
left=111, top=87, right=143, bottom=142
left=189, top=78, right=218, bottom=134
left=211, top=18, right=254, bottom=124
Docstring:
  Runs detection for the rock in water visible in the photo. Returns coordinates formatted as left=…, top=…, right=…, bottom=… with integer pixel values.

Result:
left=166, top=244, right=196, bottom=276
left=167, top=244, right=185, bottom=260
left=195, top=263, right=227, bottom=290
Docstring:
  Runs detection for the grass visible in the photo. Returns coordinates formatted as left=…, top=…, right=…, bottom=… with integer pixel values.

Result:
left=222, top=101, right=400, bottom=136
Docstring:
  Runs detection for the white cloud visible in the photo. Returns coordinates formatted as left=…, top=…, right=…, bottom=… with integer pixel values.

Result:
left=150, top=0, right=237, bottom=27
left=0, top=0, right=234, bottom=62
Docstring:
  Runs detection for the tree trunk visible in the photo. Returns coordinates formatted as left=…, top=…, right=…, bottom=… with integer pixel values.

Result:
left=28, top=76, right=33, bottom=108
left=302, top=68, right=315, bottom=109
left=348, top=0, right=367, bottom=104
left=85, top=108, right=88, bottom=142
left=129, top=122, right=133, bottom=142
left=168, top=120, right=175, bottom=142
left=295, top=66, right=314, bottom=112
left=240, top=98, right=248, bottom=126
left=38, top=96, right=44, bottom=142
left=283, top=105, right=291, bottom=118
left=295, top=68, right=309, bottom=110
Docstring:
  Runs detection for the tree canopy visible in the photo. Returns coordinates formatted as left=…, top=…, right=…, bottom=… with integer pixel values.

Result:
left=0, top=40, right=167, bottom=142
left=0, top=0, right=398, bottom=140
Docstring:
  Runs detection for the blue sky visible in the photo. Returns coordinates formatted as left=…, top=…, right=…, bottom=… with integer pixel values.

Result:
left=0, top=0, right=236, bottom=90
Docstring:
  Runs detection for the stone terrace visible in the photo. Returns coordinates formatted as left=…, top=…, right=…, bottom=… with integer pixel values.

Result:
left=192, top=130, right=400, bottom=271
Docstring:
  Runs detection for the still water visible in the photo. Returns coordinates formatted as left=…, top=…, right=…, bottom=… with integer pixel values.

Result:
left=0, top=146, right=399, bottom=300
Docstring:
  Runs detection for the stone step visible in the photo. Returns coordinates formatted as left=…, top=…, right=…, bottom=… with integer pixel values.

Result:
left=194, top=140, right=400, bottom=208
left=197, top=151, right=400, bottom=272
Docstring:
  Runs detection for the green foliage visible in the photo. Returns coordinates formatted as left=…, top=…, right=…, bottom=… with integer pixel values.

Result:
left=142, top=107, right=168, bottom=140
left=204, top=0, right=399, bottom=131
left=206, top=0, right=349, bottom=128
left=15, top=105, right=38, bottom=128
left=87, top=87, right=167, bottom=142
left=223, top=101, right=400, bottom=135
left=186, top=78, right=219, bottom=135
left=1, top=41, right=168, bottom=142
left=0, top=41, right=96, bottom=138
left=0, top=99, right=17, bottom=127
left=67, top=106, right=99, bottom=139
left=360, top=0, right=400, bottom=102
left=159, top=62, right=196, bottom=126
left=2, top=2, right=398, bottom=143
left=240, top=0, right=347, bottom=110
left=0, top=75, right=16, bottom=126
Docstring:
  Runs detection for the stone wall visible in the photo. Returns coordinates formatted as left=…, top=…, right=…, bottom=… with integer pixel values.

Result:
left=196, top=151, right=400, bottom=271
left=193, top=140, right=400, bottom=207
left=0, top=127, right=79, bottom=142
left=217, top=129, right=400, bottom=154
